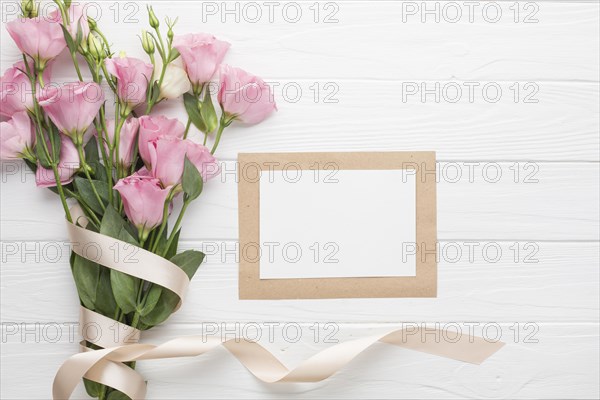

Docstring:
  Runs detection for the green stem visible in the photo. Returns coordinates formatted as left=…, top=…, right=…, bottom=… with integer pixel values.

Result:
left=101, top=63, right=117, bottom=94
left=66, top=189, right=101, bottom=227
left=70, top=52, right=84, bottom=81
left=76, top=143, right=106, bottom=212
left=150, top=195, right=173, bottom=254
left=184, top=118, right=192, bottom=139
left=28, top=64, right=73, bottom=224
left=97, top=107, right=114, bottom=204
left=163, top=199, right=189, bottom=254
left=145, top=59, right=168, bottom=113
left=210, top=122, right=226, bottom=155
left=52, top=166, right=73, bottom=223
left=133, top=198, right=190, bottom=330
left=154, top=26, right=166, bottom=57
left=95, top=29, right=111, bottom=52
left=113, top=117, right=126, bottom=180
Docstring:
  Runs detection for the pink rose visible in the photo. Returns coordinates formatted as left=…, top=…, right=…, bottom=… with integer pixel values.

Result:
left=35, top=135, right=80, bottom=188
left=105, top=57, right=154, bottom=110
left=114, top=174, right=172, bottom=237
left=6, top=17, right=66, bottom=63
left=98, top=117, right=139, bottom=168
left=37, top=82, right=105, bottom=144
left=138, top=115, right=184, bottom=166
left=0, top=111, right=34, bottom=160
left=173, top=33, right=230, bottom=88
left=185, top=141, right=220, bottom=182
left=134, top=166, right=153, bottom=178
left=49, top=4, right=90, bottom=40
left=1, top=60, right=52, bottom=117
left=218, top=65, right=277, bottom=125
left=148, top=136, right=187, bottom=187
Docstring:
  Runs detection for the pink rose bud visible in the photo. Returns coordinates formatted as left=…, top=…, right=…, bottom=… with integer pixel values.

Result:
left=98, top=117, right=139, bottom=168
left=105, top=56, right=154, bottom=111
left=185, top=141, right=220, bottom=182
left=114, top=174, right=172, bottom=238
left=49, top=4, right=90, bottom=40
left=37, top=82, right=105, bottom=145
left=173, top=33, right=230, bottom=89
left=35, top=135, right=80, bottom=188
left=138, top=115, right=185, bottom=166
left=148, top=136, right=188, bottom=187
left=0, top=111, right=34, bottom=160
left=1, top=60, right=52, bottom=117
left=6, top=17, right=66, bottom=64
left=218, top=65, right=277, bottom=125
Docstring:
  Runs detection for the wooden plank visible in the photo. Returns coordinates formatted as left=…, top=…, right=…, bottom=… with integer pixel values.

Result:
left=1, top=2, right=598, bottom=81
left=2, top=162, right=598, bottom=241
left=1, top=323, right=598, bottom=399
left=1, top=242, right=598, bottom=323
left=185, top=81, right=600, bottom=161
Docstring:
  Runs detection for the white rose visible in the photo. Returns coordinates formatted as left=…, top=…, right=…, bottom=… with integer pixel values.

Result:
left=153, top=56, right=191, bottom=100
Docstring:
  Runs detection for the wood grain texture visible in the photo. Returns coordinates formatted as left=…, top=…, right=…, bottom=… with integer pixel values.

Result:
left=1, top=4, right=599, bottom=162
left=1, top=1, right=598, bottom=81
left=0, top=1, right=598, bottom=399
left=1, top=323, right=599, bottom=399
left=2, top=162, right=598, bottom=241
left=1, top=241, right=598, bottom=323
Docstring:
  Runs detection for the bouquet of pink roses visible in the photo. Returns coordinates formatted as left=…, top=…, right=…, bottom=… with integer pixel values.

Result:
left=1, top=1, right=275, bottom=398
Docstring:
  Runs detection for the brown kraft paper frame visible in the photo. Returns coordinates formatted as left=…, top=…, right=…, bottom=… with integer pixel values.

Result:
left=238, top=152, right=437, bottom=299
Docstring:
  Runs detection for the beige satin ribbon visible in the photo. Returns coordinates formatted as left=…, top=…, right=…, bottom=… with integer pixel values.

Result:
left=79, top=307, right=141, bottom=348
left=67, top=206, right=190, bottom=308
left=54, top=207, right=505, bottom=399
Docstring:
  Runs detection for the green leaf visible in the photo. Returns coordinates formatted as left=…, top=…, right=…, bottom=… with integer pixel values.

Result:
left=152, top=221, right=169, bottom=256
left=84, top=136, right=107, bottom=182
left=100, top=206, right=141, bottom=315
left=100, top=206, right=138, bottom=244
left=48, top=125, right=62, bottom=162
left=164, top=230, right=181, bottom=260
left=140, top=250, right=205, bottom=325
left=170, top=250, right=205, bottom=279
left=200, top=89, right=218, bottom=133
left=35, top=141, right=52, bottom=168
left=151, top=80, right=161, bottom=104
left=183, top=92, right=207, bottom=133
left=74, top=177, right=108, bottom=215
left=139, top=284, right=162, bottom=316
left=139, top=289, right=179, bottom=326
left=182, top=157, right=203, bottom=201
left=110, top=270, right=139, bottom=314
left=84, top=136, right=100, bottom=164
left=83, top=378, right=101, bottom=398
left=118, top=226, right=138, bottom=246
left=75, top=19, right=83, bottom=48
left=94, top=267, right=117, bottom=316
left=169, top=48, right=180, bottom=62
left=106, top=389, right=131, bottom=400
left=140, top=226, right=175, bottom=317
left=34, top=128, right=61, bottom=169
left=71, top=253, right=100, bottom=310
left=99, top=205, right=122, bottom=239
left=60, top=23, right=76, bottom=53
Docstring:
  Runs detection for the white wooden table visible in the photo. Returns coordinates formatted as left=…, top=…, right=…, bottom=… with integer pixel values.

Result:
left=1, top=1, right=599, bottom=398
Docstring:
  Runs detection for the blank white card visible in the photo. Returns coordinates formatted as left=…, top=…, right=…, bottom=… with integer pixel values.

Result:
left=259, top=169, right=416, bottom=279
